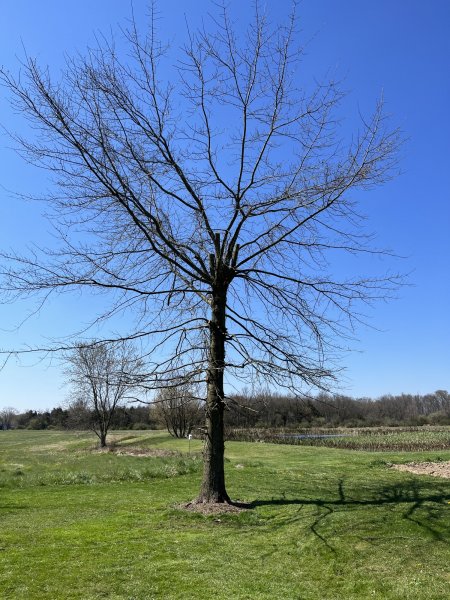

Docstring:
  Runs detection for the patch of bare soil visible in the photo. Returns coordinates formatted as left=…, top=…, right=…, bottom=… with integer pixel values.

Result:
left=180, top=501, right=253, bottom=515
left=112, top=447, right=179, bottom=458
left=92, top=446, right=179, bottom=457
left=391, top=461, right=450, bottom=478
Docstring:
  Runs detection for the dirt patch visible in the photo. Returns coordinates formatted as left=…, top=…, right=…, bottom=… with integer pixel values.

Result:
left=391, top=461, right=450, bottom=478
left=112, top=447, right=180, bottom=458
left=180, top=501, right=252, bottom=515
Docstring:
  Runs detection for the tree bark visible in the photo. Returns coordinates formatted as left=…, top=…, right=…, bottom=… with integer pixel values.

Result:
left=99, top=431, right=107, bottom=448
left=197, top=285, right=231, bottom=503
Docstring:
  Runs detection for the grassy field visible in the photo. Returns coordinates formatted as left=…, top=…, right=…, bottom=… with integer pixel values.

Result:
left=1, top=430, right=450, bottom=599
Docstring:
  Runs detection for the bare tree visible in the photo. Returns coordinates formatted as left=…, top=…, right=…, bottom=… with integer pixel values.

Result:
left=0, top=407, right=17, bottom=430
left=0, top=4, right=400, bottom=502
left=154, top=384, right=203, bottom=438
left=66, top=397, right=93, bottom=431
left=65, top=341, right=144, bottom=447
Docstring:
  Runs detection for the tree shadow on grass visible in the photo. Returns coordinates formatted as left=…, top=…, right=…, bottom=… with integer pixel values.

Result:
left=249, top=478, right=450, bottom=550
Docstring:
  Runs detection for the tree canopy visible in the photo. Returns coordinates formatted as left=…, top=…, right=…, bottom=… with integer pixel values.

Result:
left=0, top=3, right=400, bottom=502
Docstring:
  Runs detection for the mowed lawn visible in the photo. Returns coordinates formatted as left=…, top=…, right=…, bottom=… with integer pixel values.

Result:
left=1, top=430, right=450, bottom=599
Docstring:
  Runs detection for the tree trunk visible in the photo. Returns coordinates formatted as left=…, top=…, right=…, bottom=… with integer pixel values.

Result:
left=197, top=285, right=231, bottom=503
left=99, top=430, right=107, bottom=448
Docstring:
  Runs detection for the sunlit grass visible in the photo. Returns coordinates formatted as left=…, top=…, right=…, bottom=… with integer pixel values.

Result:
left=1, top=429, right=450, bottom=599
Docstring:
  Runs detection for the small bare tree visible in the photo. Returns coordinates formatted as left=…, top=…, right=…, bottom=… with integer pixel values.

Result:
left=0, top=407, right=17, bottom=430
left=154, top=384, right=203, bottom=438
left=0, top=3, right=400, bottom=502
left=65, top=341, right=143, bottom=447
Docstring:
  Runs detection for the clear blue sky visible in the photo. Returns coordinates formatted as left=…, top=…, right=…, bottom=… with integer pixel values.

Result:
left=1, top=0, right=449, bottom=411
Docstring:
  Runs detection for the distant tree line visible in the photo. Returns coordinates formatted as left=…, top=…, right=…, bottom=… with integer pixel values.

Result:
left=2, top=405, right=155, bottom=431
left=3, top=389, right=449, bottom=433
left=224, top=389, right=450, bottom=429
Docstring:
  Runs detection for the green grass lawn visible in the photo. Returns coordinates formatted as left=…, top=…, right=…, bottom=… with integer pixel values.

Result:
left=1, top=430, right=450, bottom=599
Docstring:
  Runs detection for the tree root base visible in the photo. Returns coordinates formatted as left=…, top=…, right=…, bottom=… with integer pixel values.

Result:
left=180, top=500, right=253, bottom=515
